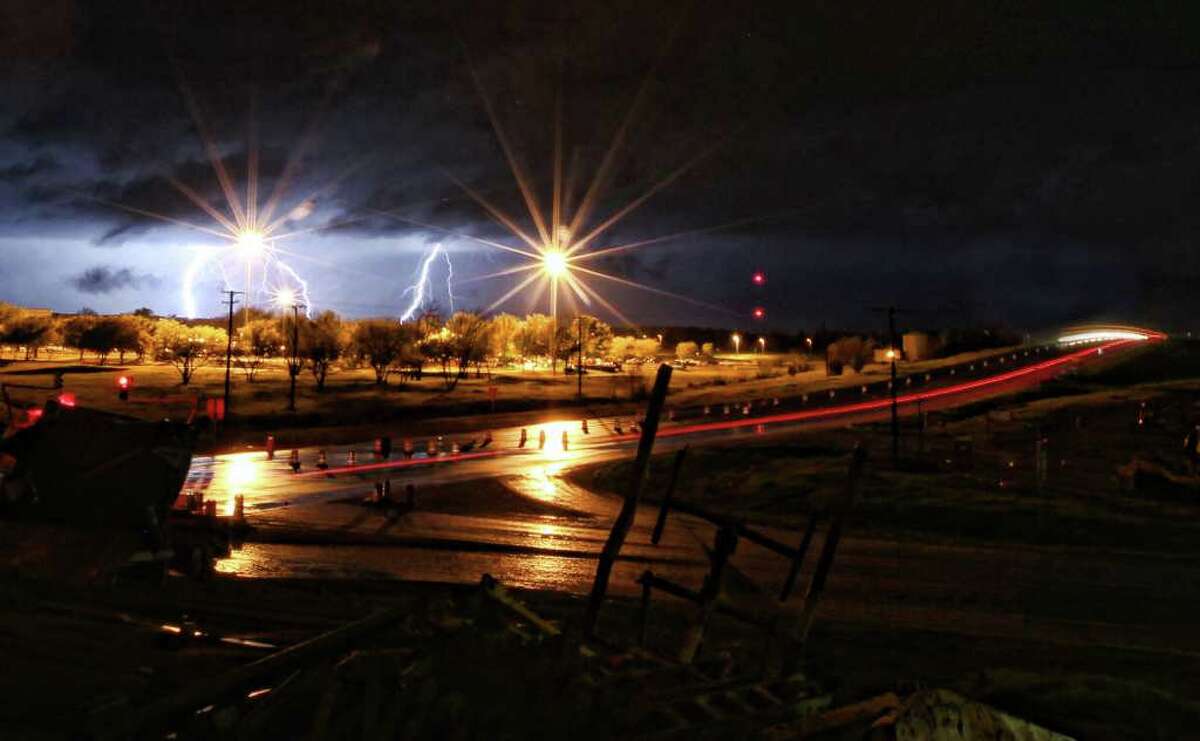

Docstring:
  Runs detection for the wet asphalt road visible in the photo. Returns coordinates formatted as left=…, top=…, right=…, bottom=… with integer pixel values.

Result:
left=182, top=341, right=1200, bottom=658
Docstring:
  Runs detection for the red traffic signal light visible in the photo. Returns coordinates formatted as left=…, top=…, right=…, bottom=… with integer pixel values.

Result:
left=752, top=271, right=766, bottom=286
left=752, top=307, right=766, bottom=320
left=116, top=375, right=132, bottom=400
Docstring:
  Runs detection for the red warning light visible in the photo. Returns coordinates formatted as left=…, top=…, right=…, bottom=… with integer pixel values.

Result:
left=752, top=271, right=766, bottom=286
left=116, top=375, right=132, bottom=401
left=117, top=375, right=130, bottom=389
left=56, top=392, right=76, bottom=407
left=752, top=307, right=766, bottom=320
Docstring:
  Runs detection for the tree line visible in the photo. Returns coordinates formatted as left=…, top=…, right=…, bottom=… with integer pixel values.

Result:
left=0, top=304, right=674, bottom=390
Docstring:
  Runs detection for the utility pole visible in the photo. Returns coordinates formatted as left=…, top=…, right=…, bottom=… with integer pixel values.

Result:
left=287, top=303, right=305, bottom=412
left=886, top=306, right=897, bottom=464
left=871, top=304, right=911, bottom=466
left=222, top=290, right=243, bottom=420
left=577, top=315, right=584, bottom=400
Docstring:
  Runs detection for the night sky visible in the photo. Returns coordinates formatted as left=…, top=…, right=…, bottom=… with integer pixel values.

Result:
left=2, top=0, right=1199, bottom=331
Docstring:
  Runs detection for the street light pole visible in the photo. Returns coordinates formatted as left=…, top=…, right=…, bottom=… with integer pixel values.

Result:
left=287, top=303, right=304, bottom=412
left=577, top=315, right=584, bottom=400
left=870, top=304, right=912, bottom=467
left=221, top=289, right=242, bottom=420
left=549, top=308, right=557, bottom=376
left=885, top=307, right=898, bottom=464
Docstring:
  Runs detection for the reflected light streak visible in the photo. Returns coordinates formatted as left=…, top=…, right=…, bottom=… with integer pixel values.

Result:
left=538, top=422, right=576, bottom=462
left=216, top=452, right=263, bottom=516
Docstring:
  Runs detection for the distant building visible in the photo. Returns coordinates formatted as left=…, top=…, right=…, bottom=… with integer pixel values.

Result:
left=903, top=331, right=941, bottom=361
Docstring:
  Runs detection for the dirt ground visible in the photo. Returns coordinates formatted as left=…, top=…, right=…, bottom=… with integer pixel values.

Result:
left=3, top=566, right=1197, bottom=739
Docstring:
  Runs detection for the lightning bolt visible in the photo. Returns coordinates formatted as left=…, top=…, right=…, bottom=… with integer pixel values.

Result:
left=276, top=260, right=314, bottom=318
left=182, top=246, right=231, bottom=318
left=180, top=244, right=313, bottom=319
left=442, top=246, right=456, bottom=314
left=400, top=242, right=455, bottom=320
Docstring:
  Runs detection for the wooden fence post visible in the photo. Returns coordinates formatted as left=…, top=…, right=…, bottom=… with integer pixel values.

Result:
left=650, top=445, right=689, bottom=545
left=780, top=444, right=867, bottom=675
left=779, top=515, right=820, bottom=602
left=583, top=363, right=673, bottom=638
left=678, top=525, right=739, bottom=664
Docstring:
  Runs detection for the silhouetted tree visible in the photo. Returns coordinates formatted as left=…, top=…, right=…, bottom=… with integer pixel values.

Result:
left=352, top=319, right=406, bottom=385
left=235, top=318, right=283, bottom=382
left=154, top=319, right=226, bottom=385
left=1, top=313, right=55, bottom=360
left=301, top=310, right=346, bottom=390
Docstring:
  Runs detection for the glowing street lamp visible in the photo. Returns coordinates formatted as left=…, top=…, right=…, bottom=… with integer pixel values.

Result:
left=275, top=288, right=305, bottom=412
left=542, top=250, right=568, bottom=278
left=538, top=250, right=570, bottom=374
left=236, top=229, right=265, bottom=257
left=273, top=287, right=297, bottom=309
left=757, top=337, right=766, bottom=353
left=731, top=332, right=741, bottom=354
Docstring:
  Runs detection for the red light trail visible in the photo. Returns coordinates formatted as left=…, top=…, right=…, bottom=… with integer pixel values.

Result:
left=654, top=340, right=1134, bottom=440
left=293, top=339, right=1139, bottom=479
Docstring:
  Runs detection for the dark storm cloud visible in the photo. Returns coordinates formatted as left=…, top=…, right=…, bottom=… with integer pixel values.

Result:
left=2, top=0, right=1200, bottom=326
left=0, top=156, right=59, bottom=182
left=69, top=266, right=160, bottom=294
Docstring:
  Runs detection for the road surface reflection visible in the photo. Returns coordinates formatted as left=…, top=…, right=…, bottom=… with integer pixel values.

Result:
left=194, top=340, right=1133, bottom=593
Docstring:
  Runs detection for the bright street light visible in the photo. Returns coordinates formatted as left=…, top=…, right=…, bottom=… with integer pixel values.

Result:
left=542, top=250, right=568, bottom=278
left=731, top=332, right=741, bottom=354
left=274, top=287, right=297, bottom=308
left=757, top=337, right=766, bottom=352
left=236, top=229, right=265, bottom=257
